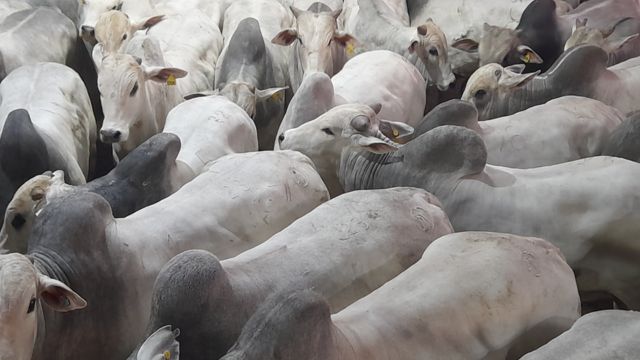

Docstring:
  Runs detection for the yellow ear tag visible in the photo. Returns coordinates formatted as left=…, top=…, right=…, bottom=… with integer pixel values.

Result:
left=270, top=91, right=284, bottom=102
left=346, top=42, right=356, bottom=57
left=167, top=74, right=176, bottom=86
left=392, top=128, right=399, bottom=137
left=523, top=52, right=531, bottom=63
left=163, top=350, right=171, bottom=359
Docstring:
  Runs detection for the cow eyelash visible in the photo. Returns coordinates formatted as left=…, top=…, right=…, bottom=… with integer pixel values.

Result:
left=27, top=298, right=36, bottom=314
left=130, top=82, right=139, bottom=97
left=321, top=128, right=334, bottom=136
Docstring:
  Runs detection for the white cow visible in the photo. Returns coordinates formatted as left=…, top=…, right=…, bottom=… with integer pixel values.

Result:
left=0, top=150, right=328, bottom=360
left=343, top=0, right=455, bottom=90
left=275, top=50, right=425, bottom=151
left=272, top=2, right=357, bottom=92
left=0, top=7, right=77, bottom=81
left=132, top=187, right=453, bottom=360
left=0, top=96, right=258, bottom=254
left=97, top=9, right=221, bottom=158
left=418, top=97, right=623, bottom=168
left=521, top=310, right=640, bottom=360
left=222, top=232, right=580, bottom=360
left=0, top=0, right=32, bottom=22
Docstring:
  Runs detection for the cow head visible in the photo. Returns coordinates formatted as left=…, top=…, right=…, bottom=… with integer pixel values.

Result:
left=0, top=171, right=68, bottom=255
left=216, top=82, right=287, bottom=118
left=0, top=253, right=86, bottom=360
left=279, top=103, right=412, bottom=175
left=409, top=19, right=455, bottom=90
left=461, top=63, right=539, bottom=120
left=97, top=54, right=187, bottom=153
left=564, top=18, right=639, bottom=53
left=94, top=10, right=165, bottom=56
left=79, top=0, right=124, bottom=44
left=452, top=23, right=543, bottom=68
left=272, top=4, right=357, bottom=91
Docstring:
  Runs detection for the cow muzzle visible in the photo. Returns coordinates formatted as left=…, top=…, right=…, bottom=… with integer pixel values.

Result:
left=100, top=129, right=123, bottom=144
left=80, top=26, right=97, bottom=45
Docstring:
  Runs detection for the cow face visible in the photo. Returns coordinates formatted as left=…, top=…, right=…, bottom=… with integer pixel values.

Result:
left=94, top=11, right=165, bottom=56
left=0, top=254, right=86, bottom=360
left=97, top=54, right=186, bottom=154
left=79, top=0, right=124, bottom=44
left=0, top=171, right=67, bottom=255
left=272, top=4, right=356, bottom=90
left=279, top=104, right=411, bottom=173
left=565, top=18, right=639, bottom=53
left=461, top=63, right=539, bottom=120
left=409, top=19, right=455, bottom=91
left=218, top=82, right=287, bottom=119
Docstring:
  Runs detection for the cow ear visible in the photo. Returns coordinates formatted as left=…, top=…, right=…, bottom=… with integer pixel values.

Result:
left=368, top=103, right=382, bottom=114
left=289, top=5, right=304, bottom=18
left=330, top=7, right=342, bottom=20
left=144, top=67, right=188, bottom=83
left=517, top=45, right=543, bottom=64
left=499, top=70, right=540, bottom=88
left=352, top=135, right=398, bottom=153
left=137, top=325, right=180, bottom=360
left=272, top=29, right=298, bottom=46
left=134, top=15, right=165, bottom=32
left=379, top=120, right=414, bottom=142
left=505, top=64, right=526, bottom=74
left=334, top=32, right=357, bottom=47
left=256, top=86, right=288, bottom=102
left=38, top=274, right=87, bottom=312
left=451, top=38, right=478, bottom=52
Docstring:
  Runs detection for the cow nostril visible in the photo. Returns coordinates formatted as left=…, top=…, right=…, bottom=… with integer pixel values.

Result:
left=278, top=134, right=285, bottom=143
left=113, top=131, right=121, bottom=140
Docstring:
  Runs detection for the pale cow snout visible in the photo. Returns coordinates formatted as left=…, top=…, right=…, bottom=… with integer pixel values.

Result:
left=100, top=129, right=122, bottom=143
left=81, top=26, right=96, bottom=43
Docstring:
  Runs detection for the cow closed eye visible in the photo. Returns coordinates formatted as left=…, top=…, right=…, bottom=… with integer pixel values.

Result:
left=321, top=128, right=334, bottom=136
left=474, top=89, right=487, bottom=100
left=122, top=33, right=127, bottom=41
left=130, top=82, right=139, bottom=97
left=27, top=298, right=36, bottom=314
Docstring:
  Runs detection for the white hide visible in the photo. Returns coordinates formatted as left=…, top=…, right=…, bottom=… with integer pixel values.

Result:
left=0, top=63, right=96, bottom=184
left=520, top=310, right=640, bottom=360
left=476, top=96, right=623, bottom=168
left=162, top=96, right=259, bottom=181
left=0, top=7, right=77, bottom=80
left=0, top=0, right=32, bottom=22
left=328, top=232, right=579, bottom=359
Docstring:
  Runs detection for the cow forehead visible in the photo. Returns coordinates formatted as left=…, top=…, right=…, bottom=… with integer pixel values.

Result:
left=297, top=12, right=336, bottom=37
left=95, top=10, right=129, bottom=39
left=98, top=55, right=140, bottom=91
left=467, top=64, right=502, bottom=90
left=0, top=254, right=37, bottom=304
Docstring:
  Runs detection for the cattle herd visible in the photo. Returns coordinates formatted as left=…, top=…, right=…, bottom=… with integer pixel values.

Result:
left=1, top=0, right=640, bottom=359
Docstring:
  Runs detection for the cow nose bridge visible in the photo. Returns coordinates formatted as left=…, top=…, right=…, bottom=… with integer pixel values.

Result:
left=100, top=129, right=122, bottom=143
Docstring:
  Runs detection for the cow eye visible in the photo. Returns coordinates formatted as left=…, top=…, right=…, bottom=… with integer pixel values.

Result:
left=428, top=47, right=438, bottom=56
left=11, top=213, right=26, bottom=230
left=27, top=298, right=36, bottom=314
left=474, top=89, right=487, bottom=100
left=130, top=82, right=139, bottom=97
left=122, top=33, right=127, bottom=41
left=321, top=128, right=334, bottom=136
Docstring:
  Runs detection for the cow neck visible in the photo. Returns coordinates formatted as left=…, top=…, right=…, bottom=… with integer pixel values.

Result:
left=339, top=149, right=402, bottom=191
left=30, top=250, right=71, bottom=287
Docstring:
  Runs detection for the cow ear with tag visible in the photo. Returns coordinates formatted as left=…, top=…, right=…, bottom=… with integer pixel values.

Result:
left=272, top=29, right=298, bottom=46
left=38, top=273, right=87, bottom=312
left=379, top=120, right=414, bottom=143
left=137, top=325, right=180, bottom=360
left=334, top=32, right=358, bottom=56
left=256, top=87, right=288, bottom=103
left=517, top=45, right=543, bottom=64
left=144, top=67, right=188, bottom=84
